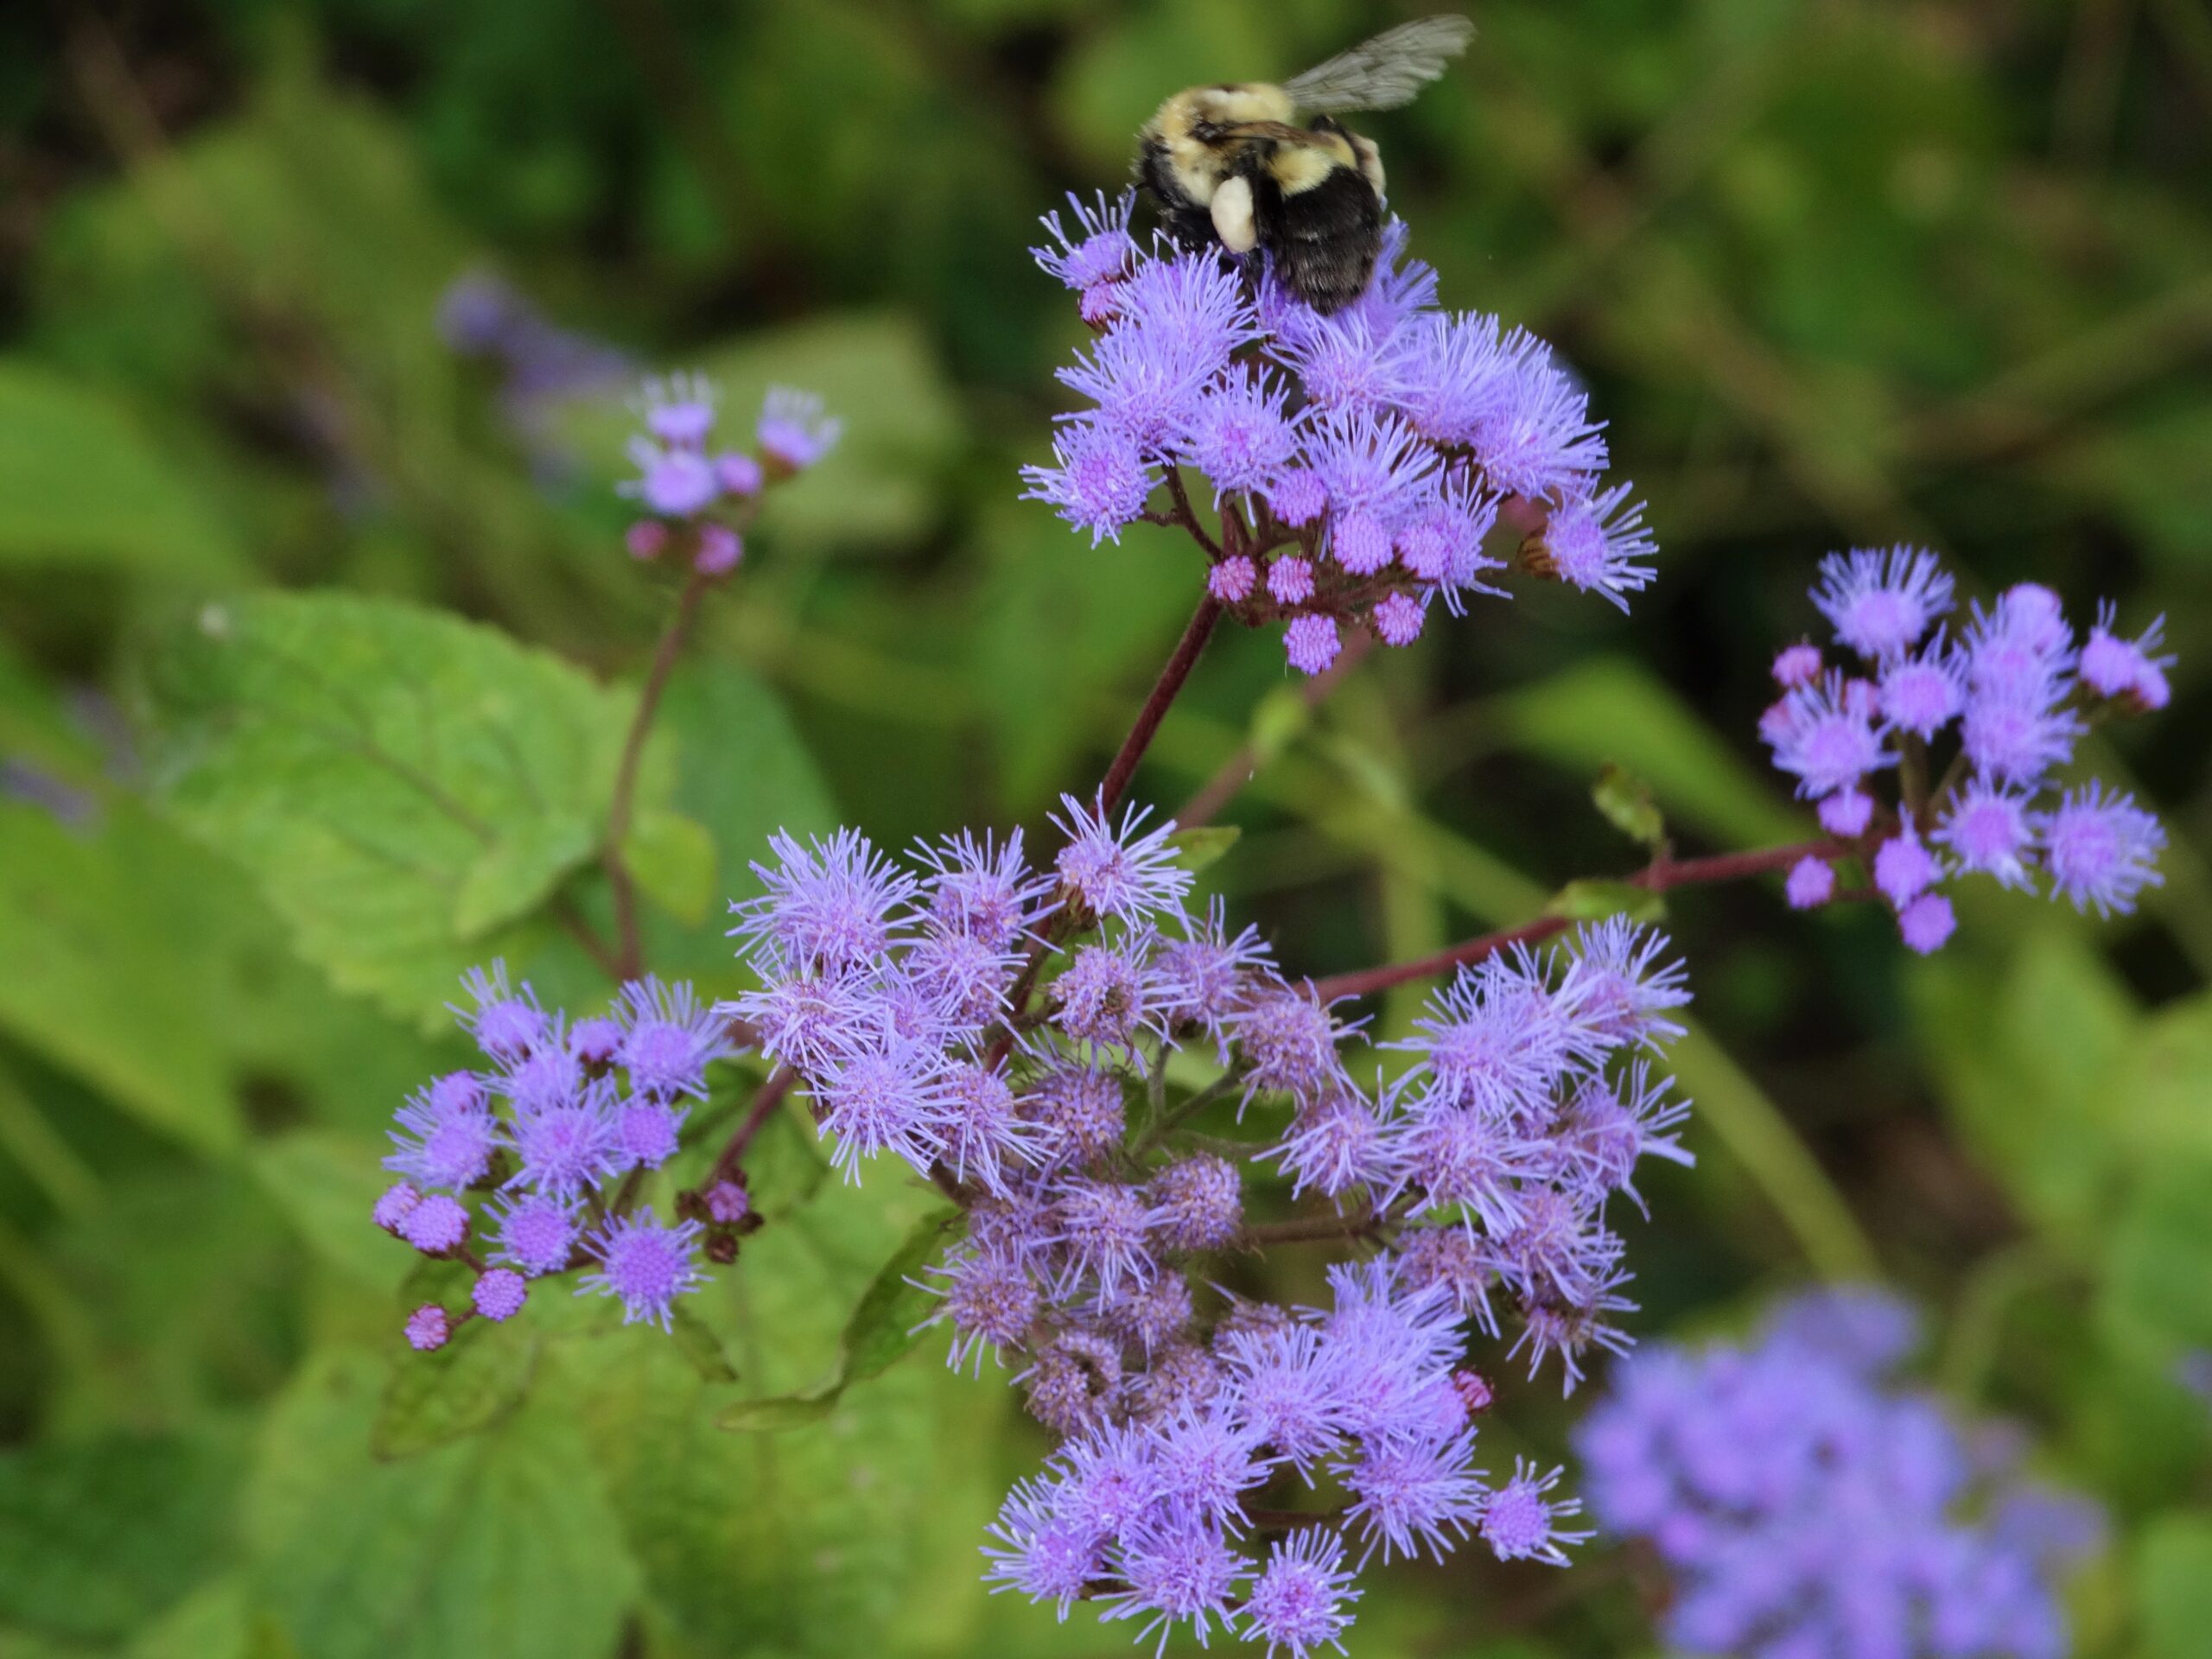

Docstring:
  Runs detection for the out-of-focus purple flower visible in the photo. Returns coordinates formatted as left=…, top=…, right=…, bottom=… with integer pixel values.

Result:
left=2042, top=783, right=2165, bottom=917
left=758, top=387, right=842, bottom=471
left=400, top=1193, right=469, bottom=1255
left=1577, top=1288, right=2100, bottom=1659
left=1784, top=855, right=1836, bottom=909
left=1764, top=672, right=1891, bottom=799
left=2079, top=603, right=2172, bottom=710
left=404, top=1305, right=451, bottom=1352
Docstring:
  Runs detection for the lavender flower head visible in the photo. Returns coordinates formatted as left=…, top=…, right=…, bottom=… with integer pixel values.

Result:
left=1021, top=205, right=1656, bottom=671
left=1759, top=548, right=2171, bottom=949
left=1576, top=1287, right=2101, bottom=1659
left=615, top=372, right=837, bottom=572
left=373, top=963, right=742, bottom=1346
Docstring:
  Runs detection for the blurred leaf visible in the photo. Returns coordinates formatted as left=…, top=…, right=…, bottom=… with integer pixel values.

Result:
left=1911, top=925, right=2140, bottom=1236
left=1248, top=683, right=1313, bottom=766
left=640, top=658, right=837, bottom=990
left=974, top=500, right=1196, bottom=806
left=1545, top=878, right=1665, bottom=924
left=0, top=1430, right=242, bottom=1643
left=1167, top=824, right=1241, bottom=874
left=666, top=1304, right=738, bottom=1385
left=124, top=1575, right=264, bottom=1659
left=372, top=1318, right=542, bottom=1461
left=1592, top=761, right=1666, bottom=846
left=2136, top=1514, right=2212, bottom=1659
left=2103, top=1154, right=2212, bottom=1354
left=245, top=1350, right=636, bottom=1659
left=0, top=362, right=241, bottom=577
left=454, top=817, right=600, bottom=941
left=144, top=594, right=654, bottom=1028
left=250, top=1131, right=409, bottom=1294
left=0, top=803, right=239, bottom=1154
left=1494, top=658, right=1802, bottom=849
left=620, top=808, right=716, bottom=928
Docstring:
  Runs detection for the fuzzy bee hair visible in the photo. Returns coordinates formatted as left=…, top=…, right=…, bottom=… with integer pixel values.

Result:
left=1135, top=16, right=1473, bottom=314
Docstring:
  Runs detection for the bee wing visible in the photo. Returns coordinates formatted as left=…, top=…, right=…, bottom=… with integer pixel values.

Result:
left=1281, top=15, right=1476, bottom=113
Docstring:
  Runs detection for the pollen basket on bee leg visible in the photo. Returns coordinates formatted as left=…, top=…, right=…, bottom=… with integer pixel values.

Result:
left=1210, top=176, right=1259, bottom=253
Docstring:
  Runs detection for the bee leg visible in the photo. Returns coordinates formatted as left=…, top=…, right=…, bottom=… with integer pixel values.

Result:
left=1254, top=165, right=1383, bottom=315
left=1209, top=175, right=1259, bottom=253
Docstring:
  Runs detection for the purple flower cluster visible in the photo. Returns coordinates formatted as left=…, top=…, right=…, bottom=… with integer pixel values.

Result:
left=728, top=799, right=1698, bottom=1653
left=1577, top=1288, right=2102, bottom=1659
left=373, top=963, right=742, bottom=1344
left=1021, top=194, right=1653, bottom=673
left=618, top=373, right=840, bottom=573
left=1761, top=550, right=2171, bottom=950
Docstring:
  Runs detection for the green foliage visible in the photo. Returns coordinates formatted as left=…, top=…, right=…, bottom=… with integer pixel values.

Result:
left=143, top=593, right=653, bottom=1027
left=1, top=4, right=2208, bottom=1658
left=0, top=363, right=242, bottom=577
left=243, top=1351, right=636, bottom=1659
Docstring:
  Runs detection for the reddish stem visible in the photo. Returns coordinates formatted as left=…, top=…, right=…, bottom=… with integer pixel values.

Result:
left=606, top=569, right=713, bottom=982
left=1096, top=592, right=1224, bottom=821
left=707, top=1064, right=795, bottom=1185
left=1312, top=837, right=1854, bottom=1001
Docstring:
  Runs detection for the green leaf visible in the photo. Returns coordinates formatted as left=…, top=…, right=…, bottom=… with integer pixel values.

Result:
left=644, top=660, right=838, bottom=989
left=371, top=1317, right=542, bottom=1460
left=666, top=1303, right=738, bottom=1384
left=550, top=1181, right=999, bottom=1657
left=1911, top=925, right=2141, bottom=1235
left=0, top=1430, right=243, bottom=1643
left=143, top=594, right=653, bottom=1027
left=710, top=1391, right=838, bottom=1433
left=0, top=361, right=241, bottom=576
left=250, top=1131, right=410, bottom=1294
left=1167, top=823, right=1242, bottom=874
left=620, top=809, right=717, bottom=928
left=0, top=803, right=239, bottom=1154
left=1544, top=878, right=1666, bottom=924
left=1592, top=762, right=1666, bottom=846
left=717, top=1206, right=959, bottom=1428
left=840, top=1209, right=961, bottom=1384
left=1248, top=683, right=1313, bottom=766
left=2136, top=1514, right=2212, bottom=1659
left=454, top=817, right=601, bottom=941
left=244, top=1350, right=637, bottom=1659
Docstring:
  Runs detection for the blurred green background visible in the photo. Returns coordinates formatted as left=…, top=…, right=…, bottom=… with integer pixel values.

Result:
left=1, top=1, right=2209, bottom=1656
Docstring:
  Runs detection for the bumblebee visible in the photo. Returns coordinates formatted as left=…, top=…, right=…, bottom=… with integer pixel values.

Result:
left=1135, top=16, right=1474, bottom=314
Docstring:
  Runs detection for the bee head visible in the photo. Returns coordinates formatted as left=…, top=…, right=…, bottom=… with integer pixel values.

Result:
left=1142, top=83, right=1297, bottom=205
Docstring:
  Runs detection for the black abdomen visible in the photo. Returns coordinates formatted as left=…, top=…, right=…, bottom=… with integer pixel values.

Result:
left=1251, top=161, right=1382, bottom=315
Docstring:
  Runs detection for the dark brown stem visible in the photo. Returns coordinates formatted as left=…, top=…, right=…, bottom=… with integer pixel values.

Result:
left=553, top=897, right=626, bottom=981
left=1238, top=1205, right=1384, bottom=1247
left=1162, top=467, right=1224, bottom=559
left=1096, top=594, right=1224, bottom=821
left=1312, top=837, right=1855, bottom=1001
left=606, top=570, right=712, bottom=982
left=708, top=1065, right=796, bottom=1185
left=1177, top=627, right=1374, bottom=829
